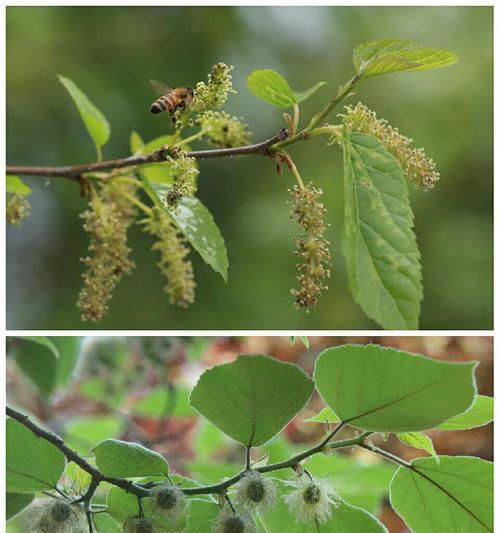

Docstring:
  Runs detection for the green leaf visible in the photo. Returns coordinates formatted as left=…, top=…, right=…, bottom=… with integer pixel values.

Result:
left=6, top=175, right=32, bottom=196
left=148, top=182, right=229, bottom=282
left=93, top=513, right=122, bottom=533
left=342, top=131, right=422, bottom=329
left=303, top=406, right=341, bottom=424
left=260, top=480, right=387, bottom=532
left=247, top=69, right=297, bottom=108
left=14, top=337, right=60, bottom=397
left=435, top=395, right=493, bottom=430
left=6, top=417, right=66, bottom=493
left=390, top=456, right=493, bottom=533
left=58, top=75, right=110, bottom=158
left=130, top=130, right=145, bottom=155
left=51, top=336, right=82, bottom=386
left=190, top=355, right=314, bottom=447
left=353, top=39, right=458, bottom=79
left=314, top=344, right=477, bottom=432
left=93, top=439, right=169, bottom=478
left=294, top=80, right=327, bottom=104
left=396, top=432, right=437, bottom=460
left=6, top=492, right=34, bottom=521
left=186, top=500, right=219, bottom=532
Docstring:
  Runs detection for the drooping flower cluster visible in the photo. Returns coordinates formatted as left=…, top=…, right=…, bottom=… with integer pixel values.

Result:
left=123, top=516, right=155, bottom=533
left=284, top=477, right=340, bottom=524
left=7, top=193, right=31, bottom=225
left=199, top=111, right=251, bottom=148
left=289, top=183, right=332, bottom=311
left=341, top=102, right=440, bottom=190
left=78, top=183, right=136, bottom=322
left=33, top=501, right=87, bottom=533
left=192, top=63, right=236, bottom=113
left=143, top=207, right=196, bottom=307
left=166, top=151, right=199, bottom=208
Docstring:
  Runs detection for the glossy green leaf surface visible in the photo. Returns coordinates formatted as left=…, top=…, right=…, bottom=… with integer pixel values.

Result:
left=247, top=69, right=297, bottom=108
left=58, top=75, right=110, bottom=155
left=390, top=456, right=493, bottom=533
left=353, top=39, right=458, bottom=78
left=314, top=344, right=477, bottom=432
left=93, top=438, right=169, bottom=477
left=342, top=131, right=422, bottom=329
left=148, top=182, right=228, bottom=282
left=190, top=355, right=314, bottom=447
left=6, top=418, right=66, bottom=493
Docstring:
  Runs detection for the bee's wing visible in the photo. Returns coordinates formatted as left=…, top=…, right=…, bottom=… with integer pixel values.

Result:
left=148, top=79, right=172, bottom=95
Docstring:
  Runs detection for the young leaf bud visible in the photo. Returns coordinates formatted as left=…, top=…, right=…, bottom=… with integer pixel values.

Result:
left=153, top=483, right=187, bottom=519
left=284, top=477, right=340, bottom=524
left=341, top=102, right=440, bottom=190
left=123, top=516, right=154, bottom=533
left=236, top=471, right=276, bottom=509
left=212, top=508, right=256, bottom=533
left=289, top=183, right=332, bottom=311
left=6, top=193, right=30, bottom=225
left=142, top=207, right=196, bottom=307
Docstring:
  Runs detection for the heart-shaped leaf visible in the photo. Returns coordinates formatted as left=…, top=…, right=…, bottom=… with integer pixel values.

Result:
left=190, top=355, right=314, bottom=447
left=314, top=344, right=477, bottom=432
left=390, top=456, right=493, bottom=533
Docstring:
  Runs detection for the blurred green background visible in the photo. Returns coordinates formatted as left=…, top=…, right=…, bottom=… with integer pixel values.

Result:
left=6, top=6, right=493, bottom=330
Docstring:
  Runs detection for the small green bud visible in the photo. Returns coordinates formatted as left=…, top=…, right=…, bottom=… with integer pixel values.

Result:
left=6, top=193, right=30, bottom=225
left=50, top=501, right=72, bottom=522
left=153, top=483, right=187, bottom=519
left=212, top=508, right=256, bottom=533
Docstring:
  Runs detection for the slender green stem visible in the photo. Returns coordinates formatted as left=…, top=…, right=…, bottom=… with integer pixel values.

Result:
left=292, top=104, right=300, bottom=135
left=175, top=129, right=206, bottom=148
left=95, top=145, right=103, bottom=163
left=109, top=183, right=152, bottom=215
left=280, top=150, right=304, bottom=188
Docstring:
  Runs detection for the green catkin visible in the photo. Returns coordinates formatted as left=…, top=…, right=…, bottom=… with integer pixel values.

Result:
left=199, top=111, right=251, bottom=148
left=77, top=182, right=137, bottom=322
left=143, top=208, right=196, bottom=307
left=153, top=484, right=187, bottom=520
left=33, top=501, right=87, bottom=533
left=6, top=193, right=30, bottom=225
left=212, top=508, right=257, bottom=533
left=236, top=471, right=276, bottom=509
left=289, top=183, right=332, bottom=311
left=166, top=151, right=199, bottom=208
left=341, top=102, right=440, bottom=190
left=192, top=63, right=236, bottom=113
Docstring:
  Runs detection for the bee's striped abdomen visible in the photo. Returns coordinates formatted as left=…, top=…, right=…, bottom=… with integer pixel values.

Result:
left=150, top=95, right=173, bottom=115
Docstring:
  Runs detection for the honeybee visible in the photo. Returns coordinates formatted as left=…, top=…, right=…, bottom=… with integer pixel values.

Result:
left=149, top=79, right=194, bottom=122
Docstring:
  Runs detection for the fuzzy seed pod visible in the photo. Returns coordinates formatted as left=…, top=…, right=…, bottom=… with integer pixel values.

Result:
left=289, top=183, right=332, bottom=311
left=284, top=477, right=340, bottom=524
left=6, top=193, right=30, bottom=225
left=236, top=471, right=276, bottom=509
left=153, top=484, right=187, bottom=519
left=143, top=207, right=196, bottom=307
left=212, top=508, right=256, bottom=533
left=77, top=182, right=137, bottom=321
left=123, top=516, right=154, bottom=533
left=341, top=102, right=440, bottom=190
left=31, top=500, right=87, bottom=533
